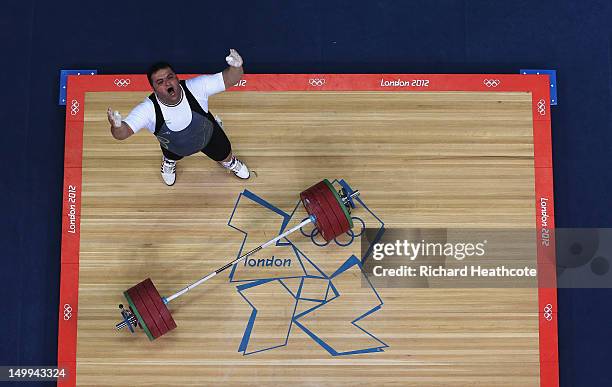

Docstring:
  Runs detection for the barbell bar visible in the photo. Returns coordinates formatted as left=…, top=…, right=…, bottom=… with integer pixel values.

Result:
left=115, top=179, right=360, bottom=339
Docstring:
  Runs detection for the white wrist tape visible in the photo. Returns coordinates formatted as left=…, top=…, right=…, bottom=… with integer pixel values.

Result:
left=112, top=111, right=122, bottom=127
left=225, top=49, right=243, bottom=67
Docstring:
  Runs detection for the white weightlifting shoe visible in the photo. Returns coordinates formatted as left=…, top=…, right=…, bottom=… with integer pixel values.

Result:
left=227, top=157, right=250, bottom=179
left=161, top=156, right=177, bottom=186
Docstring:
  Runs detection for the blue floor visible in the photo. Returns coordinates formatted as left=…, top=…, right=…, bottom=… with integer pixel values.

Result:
left=1, top=1, right=611, bottom=385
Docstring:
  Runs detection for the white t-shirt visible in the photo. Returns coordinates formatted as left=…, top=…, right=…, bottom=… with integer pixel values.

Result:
left=124, top=72, right=225, bottom=134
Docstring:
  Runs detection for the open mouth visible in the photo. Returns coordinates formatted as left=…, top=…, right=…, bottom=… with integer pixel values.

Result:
left=167, top=86, right=175, bottom=96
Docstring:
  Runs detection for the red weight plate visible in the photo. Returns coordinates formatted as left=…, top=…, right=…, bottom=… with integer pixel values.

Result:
left=309, top=185, right=343, bottom=238
left=319, top=183, right=351, bottom=232
left=135, top=281, right=168, bottom=337
left=142, top=278, right=177, bottom=332
left=311, top=195, right=342, bottom=242
left=309, top=190, right=336, bottom=242
left=312, top=183, right=350, bottom=237
left=300, top=188, right=328, bottom=239
left=124, top=291, right=154, bottom=340
left=301, top=188, right=335, bottom=241
left=300, top=182, right=338, bottom=241
left=322, top=179, right=353, bottom=230
left=127, top=285, right=161, bottom=339
left=300, top=186, right=320, bottom=222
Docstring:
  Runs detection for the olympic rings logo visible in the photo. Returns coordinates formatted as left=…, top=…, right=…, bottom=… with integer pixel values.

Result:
left=300, top=217, right=365, bottom=247
left=114, top=78, right=131, bottom=87
left=69, top=100, right=80, bottom=116
left=63, top=304, right=73, bottom=321
left=308, top=78, right=326, bottom=87
left=483, top=79, right=500, bottom=87
left=543, top=303, right=553, bottom=321
left=537, top=99, right=546, bottom=115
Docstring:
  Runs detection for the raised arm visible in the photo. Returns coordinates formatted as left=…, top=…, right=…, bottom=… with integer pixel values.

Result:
left=107, top=108, right=134, bottom=140
left=222, top=49, right=244, bottom=89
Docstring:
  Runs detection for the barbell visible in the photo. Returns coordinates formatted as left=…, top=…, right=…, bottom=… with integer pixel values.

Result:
left=115, top=179, right=360, bottom=340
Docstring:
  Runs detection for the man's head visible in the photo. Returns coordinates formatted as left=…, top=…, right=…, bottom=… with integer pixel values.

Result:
left=147, top=62, right=181, bottom=105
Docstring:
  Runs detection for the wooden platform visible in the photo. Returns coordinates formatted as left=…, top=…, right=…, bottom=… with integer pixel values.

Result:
left=58, top=74, right=558, bottom=386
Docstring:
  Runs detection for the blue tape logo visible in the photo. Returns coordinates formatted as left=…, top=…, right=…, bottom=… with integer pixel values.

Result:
left=227, top=180, right=387, bottom=356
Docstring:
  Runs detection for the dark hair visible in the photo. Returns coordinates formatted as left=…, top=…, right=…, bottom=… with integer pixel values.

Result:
left=147, top=62, right=176, bottom=86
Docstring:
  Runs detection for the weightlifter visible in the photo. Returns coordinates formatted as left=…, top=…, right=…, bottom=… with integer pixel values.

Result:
left=106, top=49, right=249, bottom=185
